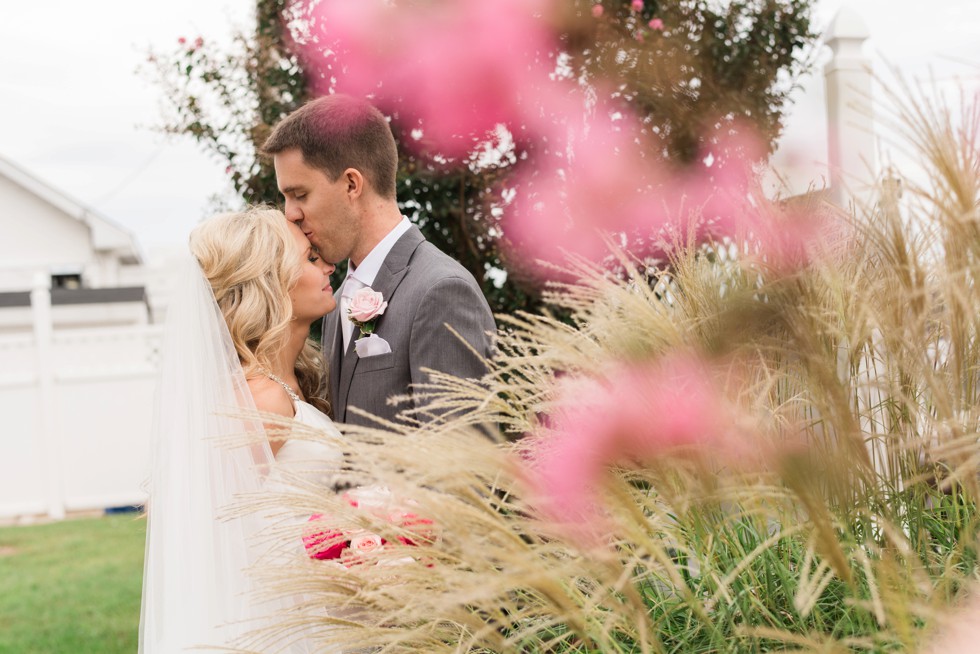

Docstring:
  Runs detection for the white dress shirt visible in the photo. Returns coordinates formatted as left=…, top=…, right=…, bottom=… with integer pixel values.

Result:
left=341, top=217, right=412, bottom=350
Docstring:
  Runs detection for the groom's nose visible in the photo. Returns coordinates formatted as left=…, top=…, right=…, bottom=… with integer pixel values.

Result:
left=284, top=200, right=302, bottom=224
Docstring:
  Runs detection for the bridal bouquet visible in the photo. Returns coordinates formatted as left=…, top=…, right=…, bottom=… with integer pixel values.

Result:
left=302, top=486, right=435, bottom=567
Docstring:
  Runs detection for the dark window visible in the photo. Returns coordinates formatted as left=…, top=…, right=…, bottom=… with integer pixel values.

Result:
left=52, top=273, right=82, bottom=290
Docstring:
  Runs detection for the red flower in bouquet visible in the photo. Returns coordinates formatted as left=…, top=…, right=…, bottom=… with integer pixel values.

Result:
left=302, top=487, right=436, bottom=566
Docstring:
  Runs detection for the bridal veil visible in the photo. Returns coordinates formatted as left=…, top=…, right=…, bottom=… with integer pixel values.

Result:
left=138, top=255, right=304, bottom=653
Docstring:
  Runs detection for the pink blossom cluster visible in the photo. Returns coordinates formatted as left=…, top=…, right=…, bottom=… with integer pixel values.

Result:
left=505, top=115, right=822, bottom=275
left=177, top=36, right=204, bottom=51
left=297, top=0, right=560, bottom=157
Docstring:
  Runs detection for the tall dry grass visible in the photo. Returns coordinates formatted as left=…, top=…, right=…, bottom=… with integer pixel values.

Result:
left=250, top=81, right=980, bottom=654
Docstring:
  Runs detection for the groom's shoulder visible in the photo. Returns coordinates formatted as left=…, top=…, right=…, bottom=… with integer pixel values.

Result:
left=410, top=240, right=479, bottom=285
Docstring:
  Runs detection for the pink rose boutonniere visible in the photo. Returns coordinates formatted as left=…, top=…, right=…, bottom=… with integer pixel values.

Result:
left=348, top=287, right=388, bottom=339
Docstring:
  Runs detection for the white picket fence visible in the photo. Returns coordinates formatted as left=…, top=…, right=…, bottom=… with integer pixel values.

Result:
left=0, top=314, right=161, bottom=520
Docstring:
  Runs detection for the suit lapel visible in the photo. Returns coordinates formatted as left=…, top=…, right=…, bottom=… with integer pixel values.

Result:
left=323, top=284, right=345, bottom=420
left=334, top=226, right=425, bottom=420
left=335, top=321, right=358, bottom=422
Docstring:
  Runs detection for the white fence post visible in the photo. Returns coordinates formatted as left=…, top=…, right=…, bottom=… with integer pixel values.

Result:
left=824, top=7, right=876, bottom=210
left=30, top=272, right=65, bottom=520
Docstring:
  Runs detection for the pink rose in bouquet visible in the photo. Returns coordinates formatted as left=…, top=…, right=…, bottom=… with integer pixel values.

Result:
left=350, top=532, right=384, bottom=553
left=302, top=489, right=436, bottom=567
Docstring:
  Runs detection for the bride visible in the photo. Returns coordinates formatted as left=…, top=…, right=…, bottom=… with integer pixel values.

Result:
left=139, top=207, right=343, bottom=653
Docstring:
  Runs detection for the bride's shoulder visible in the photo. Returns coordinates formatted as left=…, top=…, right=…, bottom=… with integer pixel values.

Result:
left=246, top=376, right=294, bottom=418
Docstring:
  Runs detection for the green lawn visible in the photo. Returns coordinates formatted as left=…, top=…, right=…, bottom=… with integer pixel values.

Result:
left=0, top=514, right=145, bottom=654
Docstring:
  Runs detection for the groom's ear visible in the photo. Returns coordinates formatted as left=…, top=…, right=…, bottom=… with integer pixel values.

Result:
left=343, top=168, right=364, bottom=200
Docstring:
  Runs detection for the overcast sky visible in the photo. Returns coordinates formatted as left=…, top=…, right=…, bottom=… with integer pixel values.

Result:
left=0, top=1, right=977, bottom=257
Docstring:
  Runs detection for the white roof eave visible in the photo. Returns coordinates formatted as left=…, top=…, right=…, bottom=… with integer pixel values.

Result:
left=0, top=153, right=143, bottom=264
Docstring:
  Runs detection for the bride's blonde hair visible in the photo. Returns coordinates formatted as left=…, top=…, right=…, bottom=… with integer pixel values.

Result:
left=189, top=206, right=329, bottom=414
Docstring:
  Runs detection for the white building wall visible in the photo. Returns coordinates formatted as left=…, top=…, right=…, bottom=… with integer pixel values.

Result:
left=0, top=173, right=92, bottom=291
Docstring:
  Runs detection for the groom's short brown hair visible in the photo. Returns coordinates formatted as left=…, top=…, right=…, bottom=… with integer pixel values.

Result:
left=262, top=94, right=398, bottom=200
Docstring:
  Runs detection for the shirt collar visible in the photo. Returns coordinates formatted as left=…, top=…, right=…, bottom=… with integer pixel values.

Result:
left=346, top=216, right=412, bottom=289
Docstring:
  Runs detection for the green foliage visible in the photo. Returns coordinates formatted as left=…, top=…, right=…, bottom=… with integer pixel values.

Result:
left=0, top=515, right=146, bottom=654
left=147, top=0, right=817, bottom=316
left=576, top=0, right=817, bottom=162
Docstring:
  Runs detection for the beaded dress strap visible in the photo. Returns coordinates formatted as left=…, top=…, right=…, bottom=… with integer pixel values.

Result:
left=262, top=370, right=302, bottom=403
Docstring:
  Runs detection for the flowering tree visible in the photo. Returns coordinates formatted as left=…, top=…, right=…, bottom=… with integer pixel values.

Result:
left=149, top=0, right=816, bottom=313
left=149, top=0, right=306, bottom=206
left=568, top=0, right=816, bottom=162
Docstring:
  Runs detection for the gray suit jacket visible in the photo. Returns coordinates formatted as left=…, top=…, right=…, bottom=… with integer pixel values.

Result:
left=322, top=225, right=496, bottom=426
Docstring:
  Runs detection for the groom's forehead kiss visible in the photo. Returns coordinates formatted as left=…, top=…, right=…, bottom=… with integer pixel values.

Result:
left=272, top=147, right=362, bottom=266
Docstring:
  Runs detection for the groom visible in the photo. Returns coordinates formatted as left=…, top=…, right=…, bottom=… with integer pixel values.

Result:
left=263, top=94, right=496, bottom=426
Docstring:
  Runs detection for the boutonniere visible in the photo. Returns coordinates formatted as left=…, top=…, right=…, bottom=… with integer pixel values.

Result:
left=348, top=287, right=388, bottom=339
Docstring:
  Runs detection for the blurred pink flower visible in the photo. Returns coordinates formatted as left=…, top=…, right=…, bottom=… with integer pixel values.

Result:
left=921, top=591, right=980, bottom=654
left=503, top=114, right=826, bottom=277
left=523, top=354, right=756, bottom=540
left=631, top=0, right=645, bottom=11
left=591, top=4, right=604, bottom=18
left=678, top=122, right=829, bottom=270
left=390, top=510, right=437, bottom=546
left=737, top=201, right=829, bottom=273
left=648, top=18, right=665, bottom=30
left=504, top=115, right=778, bottom=273
left=294, top=0, right=559, bottom=157
left=504, top=103, right=665, bottom=272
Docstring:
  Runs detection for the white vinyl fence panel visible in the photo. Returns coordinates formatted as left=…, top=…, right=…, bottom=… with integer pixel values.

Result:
left=0, top=321, right=162, bottom=520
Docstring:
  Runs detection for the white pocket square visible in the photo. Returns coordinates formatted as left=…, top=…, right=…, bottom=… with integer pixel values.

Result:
left=355, top=334, right=392, bottom=358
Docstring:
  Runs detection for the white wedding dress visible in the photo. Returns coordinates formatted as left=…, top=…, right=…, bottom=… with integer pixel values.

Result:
left=273, top=389, right=344, bottom=483
left=257, top=392, right=346, bottom=654
left=275, top=379, right=343, bottom=487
